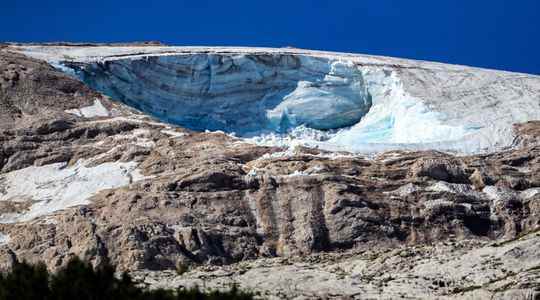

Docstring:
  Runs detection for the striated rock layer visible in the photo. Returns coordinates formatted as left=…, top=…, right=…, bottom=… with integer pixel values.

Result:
left=0, top=45, right=539, bottom=299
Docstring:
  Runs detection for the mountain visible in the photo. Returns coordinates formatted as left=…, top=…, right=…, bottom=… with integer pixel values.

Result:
left=1, top=44, right=539, bottom=299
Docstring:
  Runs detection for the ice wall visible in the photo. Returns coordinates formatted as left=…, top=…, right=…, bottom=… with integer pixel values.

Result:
left=70, top=54, right=372, bottom=135
left=62, top=53, right=483, bottom=153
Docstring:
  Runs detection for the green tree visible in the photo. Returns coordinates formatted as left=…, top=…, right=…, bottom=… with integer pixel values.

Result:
left=0, top=257, right=256, bottom=300
left=0, top=261, right=49, bottom=300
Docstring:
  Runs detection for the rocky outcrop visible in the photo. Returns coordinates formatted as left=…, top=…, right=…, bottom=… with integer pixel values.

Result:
left=1, top=124, right=539, bottom=271
left=0, top=51, right=102, bottom=130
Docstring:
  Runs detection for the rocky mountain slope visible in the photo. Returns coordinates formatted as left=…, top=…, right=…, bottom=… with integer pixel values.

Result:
left=0, top=45, right=539, bottom=299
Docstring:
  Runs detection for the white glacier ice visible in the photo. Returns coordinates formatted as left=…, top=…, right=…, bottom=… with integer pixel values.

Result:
left=245, top=68, right=479, bottom=153
left=14, top=45, right=540, bottom=154
left=266, top=60, right=371, bottom=132
left=327, top=69, right=474, bottom=147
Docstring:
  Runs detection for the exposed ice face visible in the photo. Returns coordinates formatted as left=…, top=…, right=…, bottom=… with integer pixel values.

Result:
left=65, top=53, right=476, bottom=152
left=266, top=60, right=371, bottom=132
left=70, top=54, right=372, bottom=135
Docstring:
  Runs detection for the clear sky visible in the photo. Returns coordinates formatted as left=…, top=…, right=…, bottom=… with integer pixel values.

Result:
left=1, top=0, right=539, bottom=74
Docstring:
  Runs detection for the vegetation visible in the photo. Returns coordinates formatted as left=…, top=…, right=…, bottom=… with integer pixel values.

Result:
left=0, top=258, right=255, bottom=300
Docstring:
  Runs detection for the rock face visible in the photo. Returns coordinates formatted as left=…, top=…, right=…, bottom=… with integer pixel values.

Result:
left=0, top=45, right=539, bottom=299
left=0, top=51, right=99, bottom=129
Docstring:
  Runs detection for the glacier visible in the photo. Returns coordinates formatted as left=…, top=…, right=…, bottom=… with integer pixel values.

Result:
left=65, top=54, right=373, bottom=135
left=14, top=45, right=540, bottom=154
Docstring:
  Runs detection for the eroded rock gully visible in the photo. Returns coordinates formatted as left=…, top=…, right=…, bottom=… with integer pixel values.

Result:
left=0, top=48, right=539, bottom=299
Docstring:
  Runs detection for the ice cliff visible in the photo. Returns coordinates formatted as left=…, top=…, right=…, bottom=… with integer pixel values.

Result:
left=70, top=54, right=373, bottom=135
left=15, top=46, right=540, bottom=154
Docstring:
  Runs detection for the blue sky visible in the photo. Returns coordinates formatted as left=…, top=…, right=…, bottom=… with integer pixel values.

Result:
left=1, top=0, right=539, bottom=74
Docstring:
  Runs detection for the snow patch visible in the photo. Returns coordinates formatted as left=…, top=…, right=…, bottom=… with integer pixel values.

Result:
left=0, top=233, right=9, bottom=245
left=520, top=188, right=540, bottom=201
left=161, top=129, right=187, bottom=138
left=66, top=99, right=110, bottom=118
left=112, top=128, right=156, bottom=148
left=427, top=182, right=477, bottom=195
left=288, top=170, right=309, bottom=177
left=387, top=183, right=421, bottom=196
left=483, top=186, right=518, bottom=202
left=0, top=160, right=146, bottom=223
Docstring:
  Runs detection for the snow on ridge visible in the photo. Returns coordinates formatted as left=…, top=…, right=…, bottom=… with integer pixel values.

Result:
left=161, top=129, right=187, bottom=138
left=12, top=45, right=426, bottom=68
left=12, top=45, right=540, bottom=77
